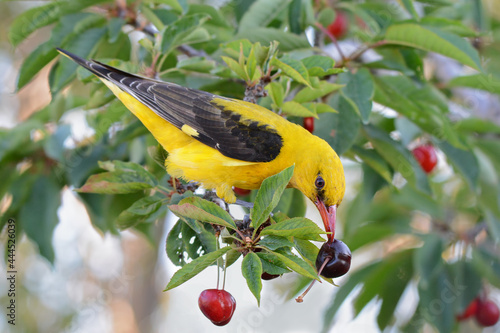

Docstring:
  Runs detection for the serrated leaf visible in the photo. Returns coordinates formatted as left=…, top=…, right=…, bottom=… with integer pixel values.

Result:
left=314, top=95, right=361, bottom=155
left=315, top=103, right=338, bottom=114
left=169, top=198, right=237, bottom=230
left=242, top=252, right=263, bottom=305
left=225, top=249, right=241, bottom=268
left=165, top=246, right=232, bottom=290
left=339, top=69, right=374, bottom=124
left=293, top=238, right=319, bottom=264
left=301, top=55, right=342, bottom=77
left=266, top=82, right=285, bottom=108
left=270, top=250, right=319, bottom=280
left=239, top=0, right=292, bottom=31
left=221, top=56, right=249, bottom=81
left=166, top=220, right=210, bottom=266
left=399, top=0, right=419, bottom=19
left=385, top=23, right=482, bottom=70
left=257, top=252, right=291, bottom=275
left=448, top=74, right=500, bottom=94
left=364, top=125, right=431, bottom=194
left=251, top=165, right=294, bottom=230
left=351, top=146, right=393, bottom=183
left=271, top=56, right=311, bottom=87
left=77, top=161, right=157, bottom=194
left=294, top=81, right=343, bottom=103
left=116, top=195, right=165, bottom=229
left=281, top=101, right=317, bottom=118
left=437, top=141, right=479, bottom=190
left=273, top=188, right=306, bottom=218
left=259, top=235, right=295, bottom=250
left=19, top=176, right=62, bottom=263
left=17, top=43, right=58, bottom=90
left=260, top=217, right=327, bottom=241
left=161, top=14, right=209, bottom=53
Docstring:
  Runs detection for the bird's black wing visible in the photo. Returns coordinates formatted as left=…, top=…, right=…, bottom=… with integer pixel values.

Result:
left=57, top=48, right=283, bottom=162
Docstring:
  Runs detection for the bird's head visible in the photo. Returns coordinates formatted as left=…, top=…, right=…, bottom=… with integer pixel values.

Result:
left=292, top=139, right=345, bottom=242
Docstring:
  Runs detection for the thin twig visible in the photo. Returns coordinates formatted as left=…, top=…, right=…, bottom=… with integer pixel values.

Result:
left=315, top=22, right=347, bottom=63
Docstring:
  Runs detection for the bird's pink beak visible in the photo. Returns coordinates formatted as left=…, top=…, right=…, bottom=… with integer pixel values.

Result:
left=315, top=199, right=336, bottom=243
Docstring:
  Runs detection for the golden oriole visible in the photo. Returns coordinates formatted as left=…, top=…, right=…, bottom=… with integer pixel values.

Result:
left=57, top=48, right=345, bottom=240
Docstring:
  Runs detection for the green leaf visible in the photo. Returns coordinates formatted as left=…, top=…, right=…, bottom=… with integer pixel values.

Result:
left=266, top=82, right=285, bottom=108
left=258, top=235, right=295, bottom=250
left=242, top=252, right=263, bottom=305
left=455, top=118, right=500, bottom=135
left=116, top=195, right=165, bottom=229
left=294, top=82, right=343, bottom=103
left=353, top=250, right=414, bottom=330
left=237, top=28, right=311, bottom=52
left=301, top=56, right=342, bottom=77
left=146, top=0, right=187, bottom=14
left=177, top=57, right=215, bottom=73
left=181, top=197, right=236, bottom=228
left=385, top=23, right=482, bottom=70
left=351, top=146, right=392, bottom=183
left=50, top=27, right=107, bottom=94
left=169, top=197, right=237, bottom=230
left=317, top=7, right=336, bottom=27
left=273, top=188, right=306, bottom=218
left=17, top=42, right=58, bottom=90
left=257, top=252, right=291, bottom=275
left=271, top=56, right=311, bottom=87
left=260, top=217, right=326, bottom=241
left=161, top=14, right=209, bottom=53
left=288, top=0, right=302, bottom=34
left=322, top=262, right=379, bottom=332
left=239, top=0, right=292, bottom=31
left=221, top=56, right=249, bottom=81
left=267, top=250, right=319, bottom=280
left=251, top=165, right=294, bottom=230
left=399, top=0, right=419, bottom=19
left=447, top=261, right=482, bottom=315
left=166, top=220, right=216, bottom=266
left=448, top=74, right=500, bottom=94
left=293, top=238, right=319, bottom=264
left=364, top=125, right=431, bottom=194
left=77, top=161, right=157, bottom=194
left=19, top=176, right=62, bottom=263
left=437, top=141, right=479, bottom=190
left=413, top=234, right=443, bottom=288
left=165, top=246, right=232, bottom=290
left=421, top=17, right=478, bottom=37
left=373, top=75, right=462, bottom=148
left=8, top=0, right=108, bottom=47
left=281, top=101, right=317, bottom=118
left=339, top=69, right=374, bottom=124
left=314, top=95, right=361, bottom=155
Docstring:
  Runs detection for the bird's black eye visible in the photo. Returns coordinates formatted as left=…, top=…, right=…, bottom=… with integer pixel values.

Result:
left=315, top=175, right=325, bottom=190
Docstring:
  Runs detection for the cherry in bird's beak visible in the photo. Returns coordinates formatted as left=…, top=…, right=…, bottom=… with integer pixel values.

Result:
left=315, top=199, right=336, bottom=243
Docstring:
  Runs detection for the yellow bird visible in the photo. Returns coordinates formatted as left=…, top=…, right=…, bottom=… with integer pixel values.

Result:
left=57, top=48, right=345, bottom=240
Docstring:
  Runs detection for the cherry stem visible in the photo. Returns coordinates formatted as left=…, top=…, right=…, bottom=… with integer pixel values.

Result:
left=216, top=237, right=220, bottom=289
left=315, top=22, right=347, bottom=63
left=295, top=257, right=331, bottom=303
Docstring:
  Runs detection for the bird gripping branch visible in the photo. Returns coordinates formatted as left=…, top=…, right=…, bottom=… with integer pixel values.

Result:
left=57, top=48, right=345, bottom=241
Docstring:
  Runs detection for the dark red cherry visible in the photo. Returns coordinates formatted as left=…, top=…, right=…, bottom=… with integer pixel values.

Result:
left=315, top=239, right=351, bottom=278
left=475, top=299, right=499, bottom=327
left=303, top=117, right=314, bottom=133
left=261, top=272, right=280, bottom=280
left=198, top=289, right=236, bottom=326
left=234, top=187, right=251, bottom=196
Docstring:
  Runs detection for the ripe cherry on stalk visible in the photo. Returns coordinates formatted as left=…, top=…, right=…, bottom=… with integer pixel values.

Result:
left=412, top=144, right=438, bottom=173
left=234, top=187, right=251, bottom=196
left=327, top=11, right=348, bottom=39
left=198, top=289, right=236, bottom=326
left=303, top=117, right=314, bottom=133
left=475, top=299, right=500, bottom=327
left=315, top=239, right=351, bottom=278
left=456, top=298, right=479, bottom=321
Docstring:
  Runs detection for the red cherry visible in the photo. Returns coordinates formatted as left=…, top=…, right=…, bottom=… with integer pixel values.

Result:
left=456, top=298, right=479, bottom=321
left=198, top=289, right=236, bottom=326
left=303, top=117, right=315, bottom=133
left=412, top=144, right=438, bottom=173
left=261, top=272, right=280, bottom=280
left=234, top=187, right=251, bottom=196
left=327, top=11, right=348, bottom=39
left=315, top=239, right=351, bottom=278
left=475, top=299, right=500, bottom=327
